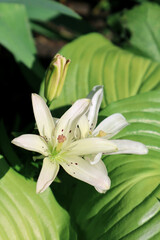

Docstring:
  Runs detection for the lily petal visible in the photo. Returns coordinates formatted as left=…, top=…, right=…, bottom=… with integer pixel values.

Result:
left=77, top=114, right=90, bottom=138
left=12, top=134, right=48, bottom=156
left=105, top=140, right=148, bottom=155
left=93, top=113, right=129, bottom=139
left=69, top=138, right=117, bottom=155
left=86, top=86, right=103, bottom=131
left=61, top=155, right=110, bottom=193
left=36, top=157, right=59, bottom=193
left=55, top=98, right=90, bottom=145
left=32, top=94, right=55, bottom=140
left=85, top=153, right=102, bottom=165
left=53, top=117, right=59, bottom=125
left=94, top=160, right=111, bottom=193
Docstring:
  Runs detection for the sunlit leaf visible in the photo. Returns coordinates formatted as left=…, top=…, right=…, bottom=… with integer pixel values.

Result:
left=40, top=33, right=160, bottom=110
left=71, top=90, right=160, bottom=240
left=0, top=156, right=76, bottom=240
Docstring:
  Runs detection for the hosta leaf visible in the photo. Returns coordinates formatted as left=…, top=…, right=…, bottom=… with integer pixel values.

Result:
left=41, top=33, right=160, bottom=110
left=0, top=156, right=75, bottom=240
left=0, top=3, right=36, bottom=68
left=123, top=2, right=160, bottom=62
left=71, top=90, right=160, bottom=240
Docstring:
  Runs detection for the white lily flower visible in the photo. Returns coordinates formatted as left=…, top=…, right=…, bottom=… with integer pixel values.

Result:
left=12, top=94, right=118, bottom=194
left=77, top=85, right=148, bottom=165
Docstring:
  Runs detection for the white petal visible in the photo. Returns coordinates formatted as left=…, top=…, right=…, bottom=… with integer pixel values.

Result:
left=68, top=138, right=117, bottom=156
left=61, top=155, right=110, bottom=193
left=12, top=134, right=48, bottom=156
left=77, top=114, right=90, bottom=138
left=36, top=157, right=59, bottom=193
left=86, top=86, right=103, bottom=130
left=55, top=98, right=90, bottom=145
left=32, top=94, right=55, bottom=140
left=85, top=153, right=102, bottom=165
left=106, top=140, right=148, bottom=155
left=93, top=113, right=129, bottom=139
left=53, top=117, right=59, bottom=125
left=74, top=125, right=81, bottom=140
left=94, top=160, right=111, bottom=193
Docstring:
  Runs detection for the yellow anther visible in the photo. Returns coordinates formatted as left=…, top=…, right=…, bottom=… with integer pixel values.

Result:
left=96, top=130, right=107, bottom=137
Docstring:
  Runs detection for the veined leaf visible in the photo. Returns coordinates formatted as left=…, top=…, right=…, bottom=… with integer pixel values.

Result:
left=41, top=33, right=160, bottom=110
left=71, top=90, right=160, bottom=240
left=0, top=156, right=75, bottom=240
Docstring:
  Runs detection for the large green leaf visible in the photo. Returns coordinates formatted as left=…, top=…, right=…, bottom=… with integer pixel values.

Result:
left=71, top=90, right=160, bottom=240
left=0, top=0, right=80, bottom=20
left=0, top=3, right=36, bottom=68
left=123, top=2, right=160, bottom=62
left=0, top=156, right=76, bottom=240
left=42, top=33, right=160, bottom=110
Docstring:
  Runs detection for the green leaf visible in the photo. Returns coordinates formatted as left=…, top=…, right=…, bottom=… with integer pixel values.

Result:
left=71, top=90, right=160, bottom=240
left=0, top=0, right=80, bottom=20
left=123, top=2, right=160, bottom=62
left=0, top=3, right=36, bottom=68
left=0, top=156, right=75, bottom=240
left=41, top=33, right=160, bottom=110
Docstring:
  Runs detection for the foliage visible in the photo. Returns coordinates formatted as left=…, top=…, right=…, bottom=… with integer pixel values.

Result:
left=123, top=2, right=160, bottom=62
left=0, top=156, right=76, bottom=240
left=1, top=0, right=160, bottom=239
left=0, top=0, right=79, bottom=67
left=40, top=33, right=160, bottom=109
left=71, top=90, right=160, bottom=239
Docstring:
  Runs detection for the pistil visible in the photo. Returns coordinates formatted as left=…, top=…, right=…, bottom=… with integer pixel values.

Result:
left=56, top=134, right=66, bottom=152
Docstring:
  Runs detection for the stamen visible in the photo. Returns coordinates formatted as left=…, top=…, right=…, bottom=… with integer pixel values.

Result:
left=96, top=130, right=107, bottom=137
left=56, top=134, right=66, bottom=152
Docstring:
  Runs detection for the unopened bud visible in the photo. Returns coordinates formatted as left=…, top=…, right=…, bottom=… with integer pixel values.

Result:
left=44, top=54, right=71, bottom=103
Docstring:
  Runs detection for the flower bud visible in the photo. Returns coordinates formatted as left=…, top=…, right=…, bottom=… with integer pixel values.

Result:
left=44, top=54, right=71, bottom=103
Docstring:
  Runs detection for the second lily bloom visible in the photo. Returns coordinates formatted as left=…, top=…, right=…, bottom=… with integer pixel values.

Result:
left=76, top=86, right=148, bottom=168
